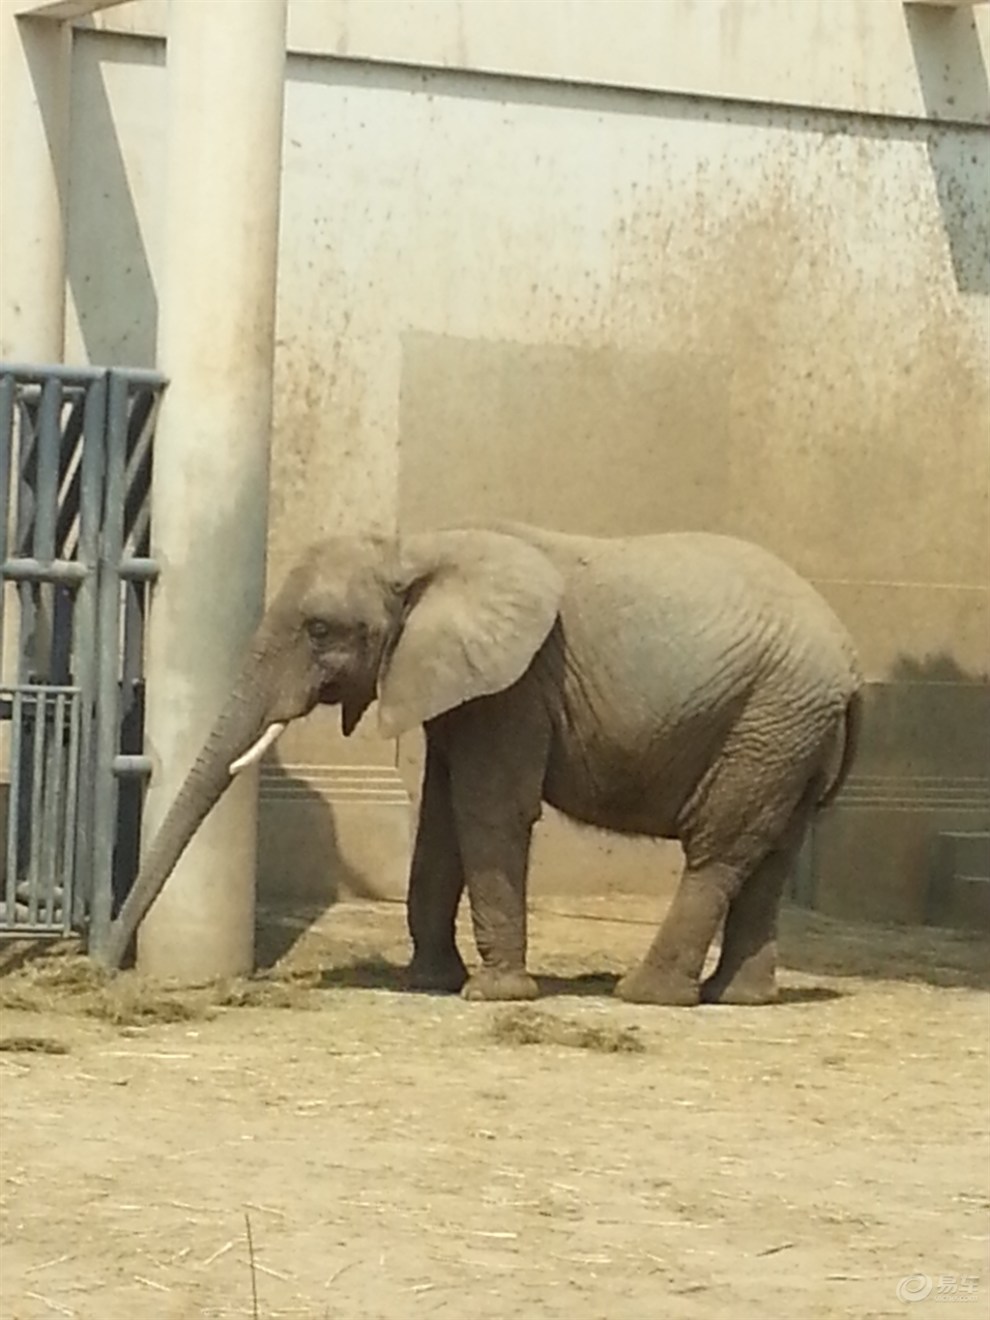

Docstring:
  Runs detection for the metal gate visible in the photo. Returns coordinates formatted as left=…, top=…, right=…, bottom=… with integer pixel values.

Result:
left=0, top=363, right=165, bottom=955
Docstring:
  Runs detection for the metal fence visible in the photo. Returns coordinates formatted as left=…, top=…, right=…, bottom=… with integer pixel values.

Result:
left=0, top=362, right=166, bottom=953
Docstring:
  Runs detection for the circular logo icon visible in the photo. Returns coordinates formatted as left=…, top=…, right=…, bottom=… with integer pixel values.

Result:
left=897, top=1274, right=934, bottom=1303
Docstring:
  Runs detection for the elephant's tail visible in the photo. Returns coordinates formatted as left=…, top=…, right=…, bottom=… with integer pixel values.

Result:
left=818, top=687, right=863, bottom=809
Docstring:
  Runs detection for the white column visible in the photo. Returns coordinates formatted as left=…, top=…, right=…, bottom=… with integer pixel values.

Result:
left=0, top=3, right=69, bottom=360
left=0, top=4, right=69, bottom=824
left=137, top=0, right=288, bottom=980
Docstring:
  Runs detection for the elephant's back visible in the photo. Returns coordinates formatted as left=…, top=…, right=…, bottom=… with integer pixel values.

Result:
left=524, top=526, right=860, bottom=836
left=507, top=524, right=858, bottom=686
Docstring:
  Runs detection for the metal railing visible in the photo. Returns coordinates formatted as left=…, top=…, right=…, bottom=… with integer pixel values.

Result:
left=0, top=362, right=166, bottom=952
left=1, top=687, right=81, bottom=934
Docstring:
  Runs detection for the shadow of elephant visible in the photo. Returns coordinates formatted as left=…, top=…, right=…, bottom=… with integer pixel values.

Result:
left=254, top=752, right=379, bottom=969
left=311, top=959, right=844, bottom=1004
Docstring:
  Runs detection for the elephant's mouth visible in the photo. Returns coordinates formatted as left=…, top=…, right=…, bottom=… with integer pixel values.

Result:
left=229, top=680, right=373, bottom=778
left=318, top=672, right=376, bottom=737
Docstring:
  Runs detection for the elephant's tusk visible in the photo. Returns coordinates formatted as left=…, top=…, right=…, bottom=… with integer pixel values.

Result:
left=229, top=722, right=287, bottom=776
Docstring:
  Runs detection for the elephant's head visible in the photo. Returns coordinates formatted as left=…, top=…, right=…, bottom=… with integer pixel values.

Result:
left=103, top=529, right=563, bottom=967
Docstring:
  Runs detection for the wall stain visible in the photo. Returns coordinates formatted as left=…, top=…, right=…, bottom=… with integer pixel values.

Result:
left=399, top=131, right=987, bottom=681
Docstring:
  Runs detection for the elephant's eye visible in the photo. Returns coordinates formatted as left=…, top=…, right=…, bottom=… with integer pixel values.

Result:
left=306, top=619, right=334, bottom=643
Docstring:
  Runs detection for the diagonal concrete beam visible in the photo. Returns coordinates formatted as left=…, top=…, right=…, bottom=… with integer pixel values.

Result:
left=16, top=0, right=134, bottom=20
left=0, top=0, right=70, bottom=359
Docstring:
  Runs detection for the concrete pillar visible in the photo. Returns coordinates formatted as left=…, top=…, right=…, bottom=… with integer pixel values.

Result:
left=0, top=2, right=69, bottom=361
left=136, top=0, right=288, bottom=980
left=0, top=3, right=69, bottom=816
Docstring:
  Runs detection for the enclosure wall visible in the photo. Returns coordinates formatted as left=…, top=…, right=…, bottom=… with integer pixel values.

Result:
left=58, top=0, right=990, bottom=922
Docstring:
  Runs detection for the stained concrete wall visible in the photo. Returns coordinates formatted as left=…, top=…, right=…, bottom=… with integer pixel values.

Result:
left=58, top=1, right=990, bottom=924
left=86, top=0, right=990, bottom=124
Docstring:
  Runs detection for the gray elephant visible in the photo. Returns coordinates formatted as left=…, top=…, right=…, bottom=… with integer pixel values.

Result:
left=104, top=523, right=862, bottom=1005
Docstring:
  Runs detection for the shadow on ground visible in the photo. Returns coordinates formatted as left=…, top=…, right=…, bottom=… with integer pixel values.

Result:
left=778, top=903, right=990, bottom=992
left=309, top=959, right=845, bottom=1005
left=254, top=894, right=990, bottom=1003
left=308, top=962, right=626, bottom=997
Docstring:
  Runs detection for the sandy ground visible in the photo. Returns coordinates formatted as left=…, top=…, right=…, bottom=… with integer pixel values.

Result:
left=0, top=895, right=988, bottom=1320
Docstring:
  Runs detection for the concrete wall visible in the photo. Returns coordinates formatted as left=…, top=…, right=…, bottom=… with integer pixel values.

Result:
left=88, top=0, right=990, bottom=124
left=60, top=0, right=990, bottom=923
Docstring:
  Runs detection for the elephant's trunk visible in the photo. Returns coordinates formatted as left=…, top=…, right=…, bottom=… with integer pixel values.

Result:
left=100, top=664, right=278, bottom=970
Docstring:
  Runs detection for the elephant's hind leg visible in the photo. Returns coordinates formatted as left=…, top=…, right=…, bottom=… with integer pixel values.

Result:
left=616, top=712, right=822, bottom=1007
left=698, top=851, right=790, bottom=1005
left=615, top=861, right=740, bottom=1006
left=701, top=793, right=816, bottom=1006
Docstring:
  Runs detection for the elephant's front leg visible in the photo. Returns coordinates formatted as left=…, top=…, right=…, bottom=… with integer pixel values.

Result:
left=443, top=697, right=549, bottom=1002
left=405, top=740, right=469, bottom=993
left=455, top=808, right=540, bottom=1002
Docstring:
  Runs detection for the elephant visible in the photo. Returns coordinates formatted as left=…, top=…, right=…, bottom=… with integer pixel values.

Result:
left=104, top=522, right=862, bottom=1006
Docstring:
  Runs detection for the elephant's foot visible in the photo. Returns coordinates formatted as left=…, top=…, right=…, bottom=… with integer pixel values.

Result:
left=700, top=969, right=778, bottom=1006
left=405, top=947, right=469, bottom=994
left=462, top=967, right=539, bottom=1002
left=700, top=945, right=778, bottom=1006
left=614, top=963, right=699, bottom=1007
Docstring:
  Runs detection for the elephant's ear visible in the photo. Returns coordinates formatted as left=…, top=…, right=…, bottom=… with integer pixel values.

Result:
left=376, top=530, right=564, bottom=738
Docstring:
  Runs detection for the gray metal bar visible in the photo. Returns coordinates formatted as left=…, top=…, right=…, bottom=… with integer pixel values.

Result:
left=5, top=689, right=21, bottom=922
left=70, top=374, right=106, bottom=926
left=27, top=690, right=45, bottom=924
left=31, top=379, right=62, bottom=684
left=14, top=397, right=35, bottom=686
left=13, top=396, right=38, bottom=539
left=0, top=363, right=166, bottom=389
left=62, top=692, right=81, bottom=933
left=121, top=580, right=143, bottom=708
left=37, top=692, right=55, bottom=920
left=53, top=391, right=86, bottom=564
left=37, top=691, right=54, bottom=917
left=128, top=504, right=151, bottom=560
left=122, top=390, right=159, bottom=571
left=0, top=373, right=13, bottom=669
left=89, top=372, right=129, bottom=956
left=0, top=925, right=68, bottom=937
left=112, top=754, right=152, bottom=777
left=49, top=585, right=73, bottom=683
left=45, top=690, right=67, bottom=924
left=119, top=557, right=159, bottom=582
left=16, top=575, right=32, bottom=685
left=1, top=558, right=88, bottom=584
left=2, top=683, right=78, bottom=694
left=34, top=377, right=60, bottom=562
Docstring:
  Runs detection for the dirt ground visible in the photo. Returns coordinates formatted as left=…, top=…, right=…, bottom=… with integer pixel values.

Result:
left=0, top=895, right=987, bottom=1320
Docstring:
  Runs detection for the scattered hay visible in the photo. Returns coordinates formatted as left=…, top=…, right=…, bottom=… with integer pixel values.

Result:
left=0, top=936, right=83, bottom=978
left=0, top=953, right=209, bottom=1024
left=312, top=955, right=405, bottom=991
left=0, top=950, right=327, bottom=1026
left=91, top=986, right=209, bottom=1027
left=0, top=968, right=214, bottom=1025
left=0, top=1034, right=69, bottom=1055
left=490, top=1006, right=645, bottom=1054
left=213, top=968, right=323, bottom=1011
